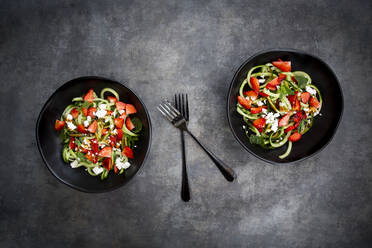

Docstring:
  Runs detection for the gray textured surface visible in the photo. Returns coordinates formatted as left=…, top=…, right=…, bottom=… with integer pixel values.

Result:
left=1, top=0, right=372, bottom=247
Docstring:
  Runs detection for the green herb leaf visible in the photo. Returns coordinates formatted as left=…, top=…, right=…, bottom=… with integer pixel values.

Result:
left=75, top=138, right=82, bottom=147
left=76, top=152, right=87, bottom=162
left=130, top=117, right=143, bottom=133
left=249, top=135, right=264, bottom=146
left=81, top=101, right=91, bottom=109
left=294, top=76, right=308, bottom=89
left=297, top=119, right=306, bottom=133
left=279, top=82, right=294, bottom=99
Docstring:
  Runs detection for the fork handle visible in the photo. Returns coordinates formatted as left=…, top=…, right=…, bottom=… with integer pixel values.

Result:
left=185, top=130, right=236, bottom=182
left=180, top=130, right=191, bottom=201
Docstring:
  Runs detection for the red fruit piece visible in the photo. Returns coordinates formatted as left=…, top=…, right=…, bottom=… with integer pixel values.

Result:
left=250, top=77, right=260, bottom=93
left=54, top=120, right=65, bottom=131
left=126, top=104, right=137, bottom=115
left=309, top=97, right=321, bottom=108
left=244, top=90, right=258, bottom=100
left=87, top=120, right=97, bottom=133
left=300, top=92, right=310, bottom=103
left=253, top=117, right=266, bottom=129
left=237, top=96, right=251, bottom=110
left=83, top=89, right=94, bottom=103
left=115, top=101, right=126, bottom=111
left=289, top=132, right=302, bottom=142
left=122, top=146, right=134, bottom=159
left=98, top=147, right=112, bottom=158
left=107, top=96, right=117, bottom=103
left=278, top=111, right=292, bottom=127
left=114, top=118, right=124, bottom=129
left=70, top=108, right=79, bottom=119
left=77, top=124, right=87, bottom=133
left=250, top=107, right=263, bottom=114
left=272, top=60, right=291, bottom=72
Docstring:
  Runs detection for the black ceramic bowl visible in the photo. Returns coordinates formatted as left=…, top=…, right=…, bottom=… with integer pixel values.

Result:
left=227, top=49, right=343, bottom=164
left=36, top=76, right=152, bottom=192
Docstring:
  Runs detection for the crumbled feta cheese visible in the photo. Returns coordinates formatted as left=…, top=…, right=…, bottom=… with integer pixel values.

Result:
left=70, top=160, right=79, bottom=168
left=99, top=104, right=107, bottom=110
left=105, top=117, right=110, bottom=123
left=110, top=124, right=114, bottom=129
left=243, top=125, right=246, bottom=129
left=95, top=109, right=107, bottom=118
left=271, top=119, right=279, bottom=132
left=259, top=75, right=265, bottom=79
left=297, top=92, right=301, bottom=97
left=92, top=167, right=104, bottom=175
left=118, top=109, right=125, bottom=115
left=273, top=113, right=280, bottom=118
left=115, top=158, right=131, bottom=170
left=66, top=122, right=76, bottom=130
left=256, top=101, right=263, bottom=106
left=262, top=108, right=268, bottom=114
left=306, top=86, right=317, bottom=95
left=279, top=102, right=285, bottom=107
left=87, top=116, right=91, bottom=121
left=319, top=113, right=322, bottom=116
left=83, top=120, right=90, bottom=127
left=111, top=110, right=117, bottom=116
left=258, top=78, right=265, bottom=83
left=112, top=129, right=118, bottom=135
left=66, top=114, right=73, bottom=121
left=83, top=138, right=90, bottom=145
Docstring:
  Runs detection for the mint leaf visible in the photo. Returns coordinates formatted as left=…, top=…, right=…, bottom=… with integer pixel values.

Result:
left=249, top=135, right=264, bottom=146
left=297, top=119, right=306, bottom=133
left=279, top=83, right=294, bottom=99
left=294, top=76, right=308, bottom=89
left=130, top=117, right=143, bottom=133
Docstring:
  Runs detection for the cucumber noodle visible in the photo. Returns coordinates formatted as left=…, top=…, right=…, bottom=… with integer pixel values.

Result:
left=236, top=62, right=322, bottom=159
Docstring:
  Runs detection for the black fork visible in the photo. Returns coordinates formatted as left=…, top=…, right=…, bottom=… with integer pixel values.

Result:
left=175, top=94, right=191, bottom=202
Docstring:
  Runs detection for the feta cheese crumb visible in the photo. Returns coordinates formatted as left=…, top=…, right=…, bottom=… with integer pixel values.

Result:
left=118, top=109, right=125, bottom=115
left=271, top=119, right=279, bottom=132
left=70, top=160, right=79, bottom=168
left=93, top=167, right=104, bottom=175
left=262, top=108, right=268, bottom=114
left=110, top=124, right=114, bottom=129
left=66, top=122, right=76, bottom=130
left=95, top=109, right=107, bottom=118
left=297, top=92, right=301, bottom=97
left=273, top=113, right=280, bottom=118
left=87, top=116, right=91, bottom=121
left=306, top=86, right=317, bottom=95
left=83, top=120, right=90, bottom=127
left=115, top=158, right=131, bottom=170
left=256, top=101, right=263, bottom=106
left=258, top=78, right=265, bottom=83
left=66, top=114, right=73, bottom=121
left=99, top=104, right=107, bottom=110
left=112, top=129, right=118, bottom=135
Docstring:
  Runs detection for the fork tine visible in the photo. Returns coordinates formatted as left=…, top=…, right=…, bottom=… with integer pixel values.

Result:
left=181, top=94, right=185, bottom=118
left=185, top=94, right=189, bottom=121
left=164, top=101, right=181, bottom=116
left=159, top=103, right=177, bottom=119
left=174, top=94, right=178, bottom=110
left=157, top=106, right=173, bottom=122
left=178, top=94, right=183, bottom=116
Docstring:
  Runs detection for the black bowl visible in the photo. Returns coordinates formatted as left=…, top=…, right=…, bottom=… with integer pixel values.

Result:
left=36, top=76, right=152, bottom=192
left=227, top=49, right=343, bottom=164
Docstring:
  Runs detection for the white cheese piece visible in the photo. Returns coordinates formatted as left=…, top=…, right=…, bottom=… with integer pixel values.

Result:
left=256, top=101, right=263, bottom=106
left=99, top=104, right=107, bottom=110
left=258, top=78, right=265, bottom=83
left=118, top=109, right=125, bottom=115
left=306, top=86, right=317, bottom=95
left=83, top=120, right=90, bottom=127
left=87, top=116, right=91, bottom=121
left=273, top=113, right=280, bottom=118
left=70, top=160, right=79, bottom=168
left=271, top=119, right=279, bottom=133
left=93, top=167, right=104, bottom=175
left=262, top=108, right=268, bottom=114
left=95, top=109, right=107, bottom=118
left=66, top=122, right=76, bottom=130
left=66, top=114, right=73, bottom=120
left=112, top=129, right=118, bottom=135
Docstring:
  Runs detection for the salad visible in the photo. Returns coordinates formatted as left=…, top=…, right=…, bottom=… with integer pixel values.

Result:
left=237, top=59, right=322, bottom=159
left=54, top=88, right=142, bottom=180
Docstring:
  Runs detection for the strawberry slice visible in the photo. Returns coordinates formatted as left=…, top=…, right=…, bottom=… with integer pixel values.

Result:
left=309, top=97, right=321, bottom=108
left=116, top=129, right=123, bottom=141
left=259, top=92, right=269, bottom=97
left=122, top=146, right=134, bottom=159
left=70, top=108, right=79, bottom=119
left=82, top=107, right=88, bottom=116
left=272, top=60, right=291, bottom=72
left=87, top=107, right=96, bottom=118
left=107, top=96, right=117, bottom=103
left=114, top=118, right=124, bottom=129
left=266, top=77, right=281, bottom=90
left=126, top=104, right=137, bottom=114
left=300, top=92, right=311, bottom=103
left=126, top=117, right=135, bottom=131
left=77, top=124, right=87, bottom=133
left=237, top=96, right=251, bottom=110
left=85, top=151, right=97, bottom=163
left=287, top=94, right=296, bottom=105
left=109, top=136, right=117, bottom=147
left=54, top=120, right=65, bottom=131
left=253, top=117, right=266, bottom=129
left=103, top=158, right=111, bottom=170
left=289, top=132, right=302, bottom=142
left=101, top=128, right=108, bottom=136
left=244, top=90, right=258, bottom=100
left=250, top=107, right=263, bottom=114
left=114, top=164, right=118, bottom=174
left=278, top=73, right=287, bottom=82
left=87, top=120, right=97, bottom=133
left=91, top=138, right=99, bottom=153
left=83, top=89, right=94, bottom=103
left=115, top=101, right=126, bottom=111
left=292, top=99, right=301, bottom=111
left=278, top=111, right=292, bottom=127
left=284, top=126, right=296, bottom=133
left=98, top=147, right=112, bottom=158
left=69, top=137, right=76, bottom=150
left=250, top=77, right=260, bottom=93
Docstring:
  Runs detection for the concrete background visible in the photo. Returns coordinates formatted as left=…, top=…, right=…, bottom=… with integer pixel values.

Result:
left=1, top=0, right=371, bottom=247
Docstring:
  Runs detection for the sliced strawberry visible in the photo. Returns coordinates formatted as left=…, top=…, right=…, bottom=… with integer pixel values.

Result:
left=91, top=138, right=99, bottom=153
left=265, top=84, right=277, bottom=91
left=115, top=101, right=126, bottom=111
left=98, top=147, right=112, bottom=158
left=266, top=77, right=281, bottom=90
left=83, top=89, right=94, bottom=103
left=253, top=117, right=266, bottom=129
left=114, top=118, right=124, bottom=129
left=278, top=111, right=292, bottom=127
left=287, top=94, right=296, bottom=105
left=82, top=107, right=88, bottom=117
left=107, top=96, right=117, bottom=103
left=70, top=108, right=79, bottom=119
left=77, top=124, right=87, bottom=133
left=293, top=111, right=303, bottom=123
left=237, top=96, right=251, bottom=110
left=54, top=120, right=65, bottom=131
left=69, top=137, right=76, bottom=150
left=126, top=117, right=135, bottom=131
left=300, top=92, right=311, bottom=103
left=122, top=146, right=134, bottom=159
left=285, top=126, right=296, bottom=133
left=259, top=92, right=269, bottom=97
left=101, top=128, right=108, bottom=136
left=250, top=107, right=263, bottom=114
left=289, top=132, right=302, bottom=142
left=272, top=60, right=291, bottom=72
left=244, top=90, right=258, bottom=100
left=87, top=107, right=96, bottom=118
left=126, top=104, right=137, bottom=115
left=85, top=151, right=97, bottom=163
left=309, top=97, right=320, bottom=108
left=103, top=158, right=112, bottom=170
left=87, top=120, right=97, bottom=133
left=119, top=113, right=127, bottom=120
left=116, top=129, right=123, bottom=141
left=250, top=77, right=260, bottom=93
left=114, top=164, right=118, bottom=174
left=80, top=147, right=88, bottom=154
left=106, top=110, right=113, bottom=116
left=292, top=99, right=301, bottom=111
left=109, top=136, right=117, bottom=147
